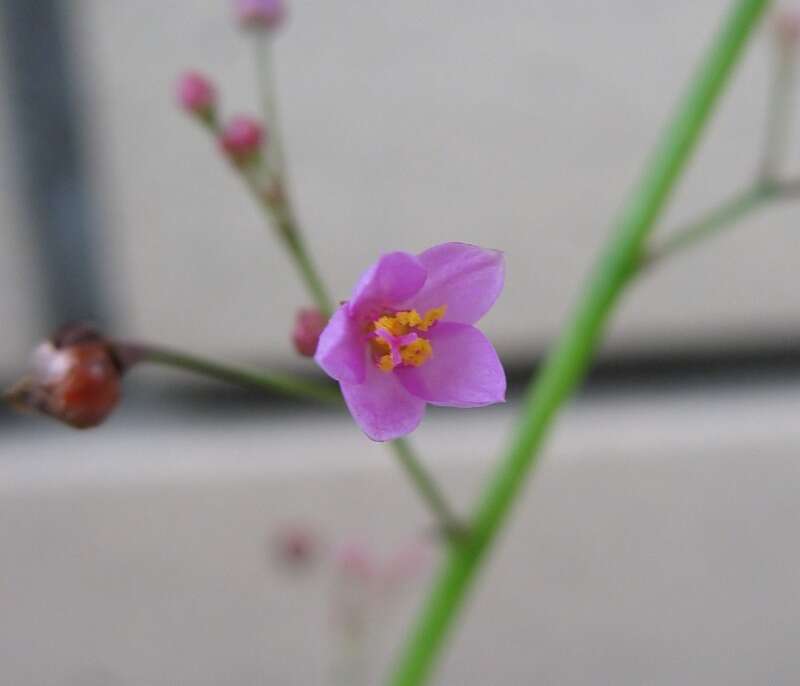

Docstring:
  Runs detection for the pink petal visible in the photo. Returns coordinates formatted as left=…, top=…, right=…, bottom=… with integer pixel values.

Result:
left=405, top=242, right=504, bottom=324
left=347, top=252, right=427, bottom=320
left=314, top=306, right=365, bottom=384
left=340, top=359, right=426, bottom=441
left=396, top=322, right=505, bottom=408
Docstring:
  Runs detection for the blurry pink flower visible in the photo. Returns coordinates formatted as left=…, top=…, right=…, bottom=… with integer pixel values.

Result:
left=775, top=9, right=800, bottom=48
left=292, top=308, right=328, bottom=357
left=315, top=242, right=506, bottom=441
left=219, top=116, right=265, bottom=164
left=175, top=71, right=216, bottom=116
left=336, top=543, right=375, bottom=583
left=234, top=0, right=285, bottom=30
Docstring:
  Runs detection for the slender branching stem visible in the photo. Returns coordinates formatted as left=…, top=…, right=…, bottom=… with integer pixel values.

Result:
left=390, top=438, right=468, bottom=541
left=123, top=342, right=340, bottom=404
left=643, top=182, right=773, bottom=268
left=122, top=341, right=465, bottom=536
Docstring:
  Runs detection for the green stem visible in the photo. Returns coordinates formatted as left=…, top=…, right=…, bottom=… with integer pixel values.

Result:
left=643, top=182, right=774, bottom=267
left=254, top=36, right=288, bottom=182
left=388, top=2, right=769, bottom=684
left=130, top=343, right=340, bottom=404
left=390, top=438, right=467, bottom=540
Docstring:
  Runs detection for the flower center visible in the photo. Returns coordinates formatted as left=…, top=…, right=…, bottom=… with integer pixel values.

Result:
left=369, top=305, right=446, bottom=372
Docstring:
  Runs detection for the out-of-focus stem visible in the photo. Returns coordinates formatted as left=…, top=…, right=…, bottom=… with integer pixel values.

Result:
left=643, top=182, right=772, bottom=267
left=390, top=438, right=467, bottom=541
left=389, top=2, right=769, bottom=684
left=254, top=36, right=287, bottom=179
left=759, top=44, right=796, bottom=180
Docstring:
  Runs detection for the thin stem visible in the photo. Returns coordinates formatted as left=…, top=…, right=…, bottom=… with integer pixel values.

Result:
left=642, top=182, right=773, bottom=267
left=128, top=342, right=341, bottom=404
left=254, top=36, right=287, bottom=180
left=389, top=2, right=769, bottom=684
left=759, top=45, right=796, bottom=180
left=240, top=168, right=335, bottom=314
left=390, top=438, right=466, bottom=540
left=120, top=341, right=462, bottom=534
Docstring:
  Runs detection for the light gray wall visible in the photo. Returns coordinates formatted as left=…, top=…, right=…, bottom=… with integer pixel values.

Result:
left=3, top=1, right=799, bottom=371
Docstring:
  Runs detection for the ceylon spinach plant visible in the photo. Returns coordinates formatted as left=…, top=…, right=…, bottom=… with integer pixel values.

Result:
left=8, top=0, right=799, bottom=683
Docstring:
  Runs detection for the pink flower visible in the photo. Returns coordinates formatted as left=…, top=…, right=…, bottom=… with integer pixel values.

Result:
left=219, top=116, right=265, bottom=164
left=315, top=242, right=506, bottom=441
left=292, top=308, right=328, bottom=357
left=775, top=10, right=800, bottom=48
left=175, top=71, right=216, bottom=115
left=234, top=0, right=285, bottom=30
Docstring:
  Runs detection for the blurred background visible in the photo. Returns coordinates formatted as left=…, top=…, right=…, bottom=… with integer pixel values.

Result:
left=2, top=1, right=800, bottom=684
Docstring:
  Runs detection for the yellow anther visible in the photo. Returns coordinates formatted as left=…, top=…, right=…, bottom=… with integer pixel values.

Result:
left=395, top=310, right=422, bottom=329
left=418, top=305, right=447, bottom=332
left=400, top=339, right=433, bottom=367
left=371, top=305, right=445, bottom=371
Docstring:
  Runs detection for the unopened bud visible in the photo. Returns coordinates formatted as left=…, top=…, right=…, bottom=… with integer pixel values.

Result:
left=234, top=0, right=286, bottom=31
left=5, top=324, right=126, bottom=429
left=176, top=71, right=216, bottom=120
left=219, top=115, right=265, bottom=165
left=292, top=308, right=327, bottom=357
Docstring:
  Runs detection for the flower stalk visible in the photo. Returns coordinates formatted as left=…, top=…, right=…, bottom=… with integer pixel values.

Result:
left=389, top=1, right=770, bottom=684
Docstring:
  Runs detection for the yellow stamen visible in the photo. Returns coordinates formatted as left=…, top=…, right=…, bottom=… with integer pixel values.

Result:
left=418, top=305, right=447, bottom=331
left=370, top=304, right=445, bottom=371
left=400, top=338, right=433, bottom=367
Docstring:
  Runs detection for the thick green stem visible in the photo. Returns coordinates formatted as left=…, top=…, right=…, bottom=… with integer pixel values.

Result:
left=389, top=2, right=769, bottom=684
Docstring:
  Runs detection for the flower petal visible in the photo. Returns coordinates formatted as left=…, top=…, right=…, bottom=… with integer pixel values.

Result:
left=314, top=306, right=365, bottom=384
left=396, top=322, right=505, bottom=408
left=347, top=252, right=427, bottom=319
left=340, top=358, right=426, bottom=441
left=406, top=242, right=504, bottom=324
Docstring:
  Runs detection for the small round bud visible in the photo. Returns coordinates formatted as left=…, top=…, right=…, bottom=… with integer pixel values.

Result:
left=234, top=0, right=286, bottom=31
left=219, top=116, right=265, bottom=165
left=292, top=308, right=327, bottom=357
left=176, top=71, right=216, bottom=117
left=6, top=324, right=123, bottom=429
left=775, top=10, right=800, bottom=49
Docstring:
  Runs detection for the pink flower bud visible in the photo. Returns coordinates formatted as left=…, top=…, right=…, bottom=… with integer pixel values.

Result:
left=234, top=0, right=286, bottom=31
left=219, top=116, right=265, bottom=165
left=5, top=324, right=123, bottom=429
left=176, top=71, right=216, bottom=117
left=292, top=308, right=327, bottom=357
left=775, top=10, right=800, bottom=49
